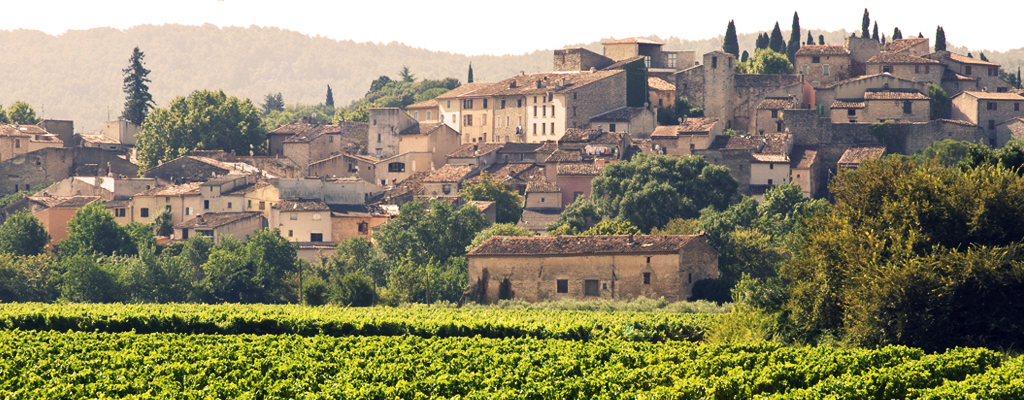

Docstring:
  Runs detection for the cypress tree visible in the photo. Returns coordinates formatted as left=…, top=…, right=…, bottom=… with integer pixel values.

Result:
left=1017, top=67, right=1021, bottom=89
left=121, top=46, right=155, bottom=126
left=756, top=33, right=769, bottom=50
left=325, top=85, right=334, bottom=108
left=967, top=53, right=973, bottom=58
left=769, top=22, right=786, bottom=53
left=862, top=9, right=871, bottom=38
left=980, top=53, right=988, bottom=62
left=872, top=22, right=879, bottom=42
left=819, top=34, right=825, bottom=45
left=893, top=27, right=903, bottom=40
left=935, top=26, right=946, bottom=51
left=723, top=20, right=740, bottom=58
left=467, top=63, right=474, bottom=83
left=806, top=32, right=814, bottom=45
left=787, top=12, right=801, bottom=63
left=882, top=34, right=887, bottom=45
left=741, top=50, right=749, bottom=63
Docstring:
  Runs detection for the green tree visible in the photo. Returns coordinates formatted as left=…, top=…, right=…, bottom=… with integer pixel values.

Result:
left=0, top=104, right=8, bottom=123
left=979, top=52, right=988, bottom=62
left=151, top=206, right=173, bottom=236
left=547, top=196, right=600, bottom=233
left=591, top=154, right=737, bottom=232
left=458, top=172, right=522, bottom=224
left=327, top=236, right=390, bottom=287
left=325, top=85, right=334, bottom=108
left=466, top=223, right=534, bottom=253
left=260, top=92, right=284, bottom=115
left=650, top=218, right=700, bottom=235
left=244, top=228, right=298, bottom=303
left=60, top=255, right=120, bottom=303
left=805, top=32, right=814, bottom=45
left=872, top=22, right=879, bottom=42
left=755, top=33, right=769, bottom=50
left=818, top=34, right=825, bottom=46
left=136, top=89, right=266, bottom=171
left=579, top=219, right=641, bottom=236
left=0, top=210, right=49, bottom=256
left=59, top=202, right=134, bottom=258
left=861, top=9, right=871, bottom=38
left=199, top=236, right=252, bottom=303
left=330, top=271, right=376, bottom=306
left=892, top=27, right=903, bottom=40
left=786, top=12, right=801, bottom=64
left=416, top=87, right=449, bottom=103
left=768, top=22, right=786, bottom=53
left=367, top=76, right=393, bottom=95
left=467, top=63, right=474, bottom=83
left=739, top=48, right=794, bottom=75
left=0, top=253, right=59, bottom=302
left=373, top=199, right=489, bottom=267
left=740, top=50, right=749, bottom=63
left=935, top=26, right=947, bottom=51
left=121, top=46, right=155, bottom=126
left=7, top=101, right=38, bottom=124
left=928, top=83, right=951, bottom=120
left=722, top=20, right=739, bottom=58
left=399, top=66, right=416, bottom=83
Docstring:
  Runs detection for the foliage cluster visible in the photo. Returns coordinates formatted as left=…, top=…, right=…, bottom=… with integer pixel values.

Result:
left=738, top=48, right=794, bottom=75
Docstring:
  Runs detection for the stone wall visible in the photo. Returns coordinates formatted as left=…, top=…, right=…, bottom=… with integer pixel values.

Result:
left=553, top=48, right=614, bottom=72
left=0, top=147, right=137, bottom=196
left=674, top=65, right=704, bottom=108
left=845, top=36, right=880, bottom=77
left=369, top=108, right=417, bottom=159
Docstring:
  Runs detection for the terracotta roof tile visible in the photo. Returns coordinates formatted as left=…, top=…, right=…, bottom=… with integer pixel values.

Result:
left=222, top=181, right=272, bottom=196
left=468, top=235, right=700, bottom=256
left=760, top=134, right=792, bottom=155
left=401, top=122, right=444, bottom=136
left=406, top=98, right=438, bottom=109
left=589, top=107, right=648, bottom=123
left=561, top=128, right=601, bottom=142
left=708, top=135, right=763, bottom=150
left=946, top=52, right=1000, bottom=66
left=831, top=100, right=866, bottom=109
left=78, top=133, right=120, bottom=144
left=647, top=77, right=676, bottom=91
left=138, top=182, right=202, bottom=197
left=498, top=142, right=542, bottom=153
left=279, top=122, right=368, bottom=143
left=883, top=38, right=928, bottom=54
left=602, top=37, right=663, bottom=45
left=0, top=124, right=48, bottom=137
left=795, top=45, right=849, bottom=56
left=757, top=96, right=798, bottom=110
left=545, top=149, right=583, bottom=163
left=272, top=199, right=330, bottom=211
left=556, top=163, right=605, bottom=176
left=517, top=209, right=561, bottom=232
left=434, top=82, right=495, bottom=100
left=791, top=148, right=818, bottom=169
left=526, top=180, right=560, bottom=193
left=52, top=196, right=101, bottom=208
left=173, top=212, right=263, bottom=229
left=864, top=89, right=929, bottom=100
left=942, top=70, right=976, bottom=82
left=838, top=147, right=886, bottom=166
left=866, top=52, right=941, bottom=65
left=423, top=165, right=475, bottom=183
left=447, top=143, right=504, bottom=158
left=468, top=70, right=624, bottom=97
left=535, top=141, right=559, bottom=153
left=957, top=91, right=1024, bottom=101
left=650, top=117, right=720, bottom=137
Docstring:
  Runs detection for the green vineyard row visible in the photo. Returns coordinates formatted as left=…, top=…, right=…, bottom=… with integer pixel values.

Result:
left=0, top=330, right=1019, bottom=399
left=0, top=303, right=718, bottom=342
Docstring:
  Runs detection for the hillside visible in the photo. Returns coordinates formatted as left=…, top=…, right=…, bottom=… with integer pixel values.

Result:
left=0, top=24, right=1020, bottom=132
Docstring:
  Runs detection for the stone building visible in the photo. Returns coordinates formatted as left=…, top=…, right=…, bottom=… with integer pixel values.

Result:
left=883, top=38, right=931, bottom=57
left=755, top=97, right=799, bottom=134
left=466, top=234, right=719, bottom=303
left=0, top=147, right=138, bottom=197
left=648, top=77, right=677, bottom=109
left=132, top=182, right=203, bottom=227
left=795, top=45, right=851, bottom=87
left=925, top=51, right=1008, bottom=94
left=0, top=124, right=63, bottom=162
left=270, top=199, right=332, bottom=244
left=815, top=73, right=927, bottom=111
left=951, top=91, right=1024, bottom=133
left=650, top=117, right=722, bottom=156
left=174, top=212, right=265, bottom=243
left=587, top=107, right=656, bottom=138
left=864, top=53, right=943, bottom=84
left=268, top=121, right=367, bottom=168
left=406, top=99, right=439, bottom=122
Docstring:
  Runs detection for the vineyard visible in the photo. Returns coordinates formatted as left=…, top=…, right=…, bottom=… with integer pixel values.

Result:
left=0, top=303, right=1021, bottom=399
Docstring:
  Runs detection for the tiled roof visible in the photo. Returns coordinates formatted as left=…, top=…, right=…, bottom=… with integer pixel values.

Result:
left=602, top=56, right=645, bottom=71
left=401, top=122, right=444, bottom=136
left=545, top=149, right=583, bottom=163
left=517, top=209, right=561, bottom=232
left=757, top=96, right=798, bottom=110
left=469, top=70, right=624, bottom=97
left=328, top=204, right=372, bottom=218
left=468, top=164, right=534, bottom=185
left=602, top=37, right=663, bottom=45
left=423, top=165, right=476, bottom=183
left=650, top=117, right=719, bottom=137
left=760, top=134, right=791, bottom=155
left=942, top=70, right=977, bottom=82
left=589, top=107, right=648, bottom=122
left=526, top=180, right=560, bottom=193
left=497, top=142, right=542, bottom=153
left=138, top=182, right=202, bottom=197
left=282, top=122, right=368, bottom=143
left=464, top=201, right=495, bottom=213
left=957, top=91, right=1024, bottom=101
left=795, top=45, right=849, bottom=56
left=561, top=128, right=601, bottom=142
left=535, top=141, right=559, bottom=153
left=790, top=147, right=818, bottom=169
left=589, top=131, right=627, bottom=145
left=222, top=181, right=272, bottom=196
left=272, top=199, right=330, bottom=211
left=831, top=100, right=866, bottom=109
left=468, top=235, right=700, bottom=256
left=820, top=73, right=891, bottom=89
left=104, top=199, right=132, bottom=208
left=866, top=52, right=941, bottom=65
left=406, top=98, right=438, bottom=109
left=52, top=196, right=101, bottom=208
left=864, top=89, right=929, bottom=100
left=752, top=154, right=789, bottom=162
left=173, top=212, right=262, bottom=229
left=79, top=134, right=120, bottom=144
left=447, top=143, right=504, bottom=158
left=838, top=147, right=886, bottom=166
left=557, top=163, right=605, bottom=176
left=434, top=82, right=495, bottom=100
left=708, top=135, right=763, bottom=151
left=0, top=124, right=48, bottom=137
left=883, top=38, right=928, bottom=54
left=379, top=172, right=429, bottom=199
left=946, top=52, right=999, bottom=66
left=648, top=77, right=676, bottom=91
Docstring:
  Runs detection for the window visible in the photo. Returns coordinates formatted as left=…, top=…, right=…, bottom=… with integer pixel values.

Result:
left=413, top=111, right=419, bottom=120
left=990, top=67, right=998, bottom=77
left=377, top=133, right=381, bottom=142
left=989, top=120, right=996, bottom=130
left=584, top=280, right=599, bottom=296
left=311, top=233, right=323, bottom=242
left=551, top=123, right=555, bottom=135
left=823, top=65, right=830, bottom=75
left=248, top=200, right=252, bottom=208
left=451, top=115, right=456, bottom=124
left=915, top=65, right=920, bottom=73
left=848, top=109, right=856, bottom=116
left=542, top=124, right=546, bottom=135
left=644, top=55, right=651, bottom=68
left=903, top=101, right=912, bottom=114
left=14, top=139, right=20, bottom=149
left=464, top=99, right=473, bottom=109
left=812, top=56, right=820, bottom=63
left=185, top=207, right=192, bottom=216
left=711, top=56, right=717, bottom=68
left=769, top=163, right=774, bottom=170
left=540, top=197, right=545, bottom=203
left=643, top=272, right=651, bottom=285
left=290, top=213, right=298, bottom=220
left=533, top=123, right=537, bottom=135
left=140, top=208, right=149, bottom=218
left=329, top=135, right=334, bottom=143
left=482, top=99, right=488, bottom=108
left=442, top=184, right=452, bottom=195
left=517, top=99, right=522, bottom=107
left=446, top=100, right=451, bottom=108
left=388, top=162, right=405, bottom=172
left=965, top=65, right=972, bottom=75
left=348, top=163, right=356, bottom=172
left=882, top=65, right=891, bottom=73
left=925, top=65, right=930, bottom=73
left=533, top=106, right=537, bottom=117
left=573, top=93, right=577, bottom=100
left=288, top=230, right=293, bottom=237
left=358, top=222, right=369, bottom=234
left=534, top=96, right=537, bottom=103
left=204, top=200, right=211, bottom=210
left=557, top=279, right=568, bottom=293
left=197, top=230, right=213, bottom=237
left=1016, top=103, right=1020, bottom=111
left=227, top=202, right=232, bottom=209
left=658, top=98, right=663, bottom=107
left=667, top=52, right=677, bottom=68
left=481, top=114, right=487, bottom=125
left=801, top=65, right=807, bottom=75
left=771, top=110, right=779, bottom=118
left=768, top=179, right=774, bottom=185
left=506, top=116, right=510, bottom=127
left=988, top=102, right=997, bottom=111
left=463, top=115, right=473, bottom=126
left=427, top=111, right=432, bottom=120
left=115, top=208, right=126, bottom=217
left=501, top=100, right=506, bottom=109
left=609, top=123, right=616, bottom=132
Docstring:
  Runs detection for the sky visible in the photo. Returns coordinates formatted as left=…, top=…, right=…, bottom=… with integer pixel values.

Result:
left=4, top=1, right=1021, bottom=56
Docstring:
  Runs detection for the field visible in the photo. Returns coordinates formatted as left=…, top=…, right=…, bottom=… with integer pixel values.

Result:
left=1, top=303, right=1022, bottom=399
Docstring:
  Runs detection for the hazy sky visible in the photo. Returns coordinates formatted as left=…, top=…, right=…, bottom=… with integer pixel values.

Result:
left=5, top=1, right=1021, bottom=55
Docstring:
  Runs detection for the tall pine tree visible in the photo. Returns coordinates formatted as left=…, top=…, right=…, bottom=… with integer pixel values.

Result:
left=786, top=12, right=801, bottom=63
left=819, top=34, right=825, bottom=45
left=769, top=22, right=786, bottom=53
left=467, top=63, right=474, bottom=83
left=806, top=32, right=814, bottom=45
left=980, top=53, right=988, bottom=62
left=872, top=22, right=879, bottom=42
left=741, top=50, right=749, bottom=62
left=121, top=46, right=154, bottom=126
left=325, top=85, right=334, bottom=108
left=723, top=20, right=740, bottom=58
left=892, top=27, right=903, bottom=40
left=861, top=9, right=871, bottom=38
left=756, top=33, right=769, bottom=50
left=935, top=26, right=946, bottom=51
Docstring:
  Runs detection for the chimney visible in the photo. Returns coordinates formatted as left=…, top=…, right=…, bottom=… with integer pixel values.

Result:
left=589, top=67, right=596, bottom=73
left=509, top=80, right=517, bottom=89
left=627, top=233, right=635, bottom=245
left=562, top=78, right=569, bottom=86
left=520, top=71, right=525, bottom=76
left=536, top=80, right=542, bottom=88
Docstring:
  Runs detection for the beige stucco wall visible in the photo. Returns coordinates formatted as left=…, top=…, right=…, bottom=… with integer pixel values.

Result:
left=796, top=54, right=850, bottom=86
left=865, top=99, right=930, bottom=122
left=493, top=95, right=528, bottom=143
left=134, top=194, right=202, bottom=227
left=271, top=209, right=332, bottom=243
left=525, top=191, right=561, bottom=209
left=750, top=162, right=791, bottom=186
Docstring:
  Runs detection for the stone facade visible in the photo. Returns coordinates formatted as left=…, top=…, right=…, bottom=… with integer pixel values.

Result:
left=844, top=36, right=881, bottom=77
left=951, top=91, right=1024, bottom=133
left=0, top=147, right=138, bottom=196
left=466, top=235, right=719, bottom=303
left=795, top=45, right=851, bottom=87
left=553, top=48, right=614, bottom=72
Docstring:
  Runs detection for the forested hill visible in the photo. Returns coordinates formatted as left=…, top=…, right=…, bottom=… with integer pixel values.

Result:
left=1, top=24, right=1020, bottom=132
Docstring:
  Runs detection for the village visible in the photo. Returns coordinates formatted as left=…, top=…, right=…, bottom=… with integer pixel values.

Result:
left=2, top=29, right=1023, bottom=304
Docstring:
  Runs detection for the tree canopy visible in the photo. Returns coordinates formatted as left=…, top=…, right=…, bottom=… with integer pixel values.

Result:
left=373, top=199, right=489, bottom=267
left=260, top=92, right=284, bottom=115
left=136, top=89, right=266, bottom=171
left=7, top=101, right=38, bottom=125
left=935, top=26, right=947, bottom=51
left=739, top=49, right=794, bottom=75
left=0, top=210, right=50, bottom=256
left=722, top=20, right=739, bottom=58
left=325, top=85, right=334, bottom=108
left=590, top=154, right=737, bottom=232
left=59, top=202, right=135, bottom=258
left=458, top=172, right=523, bottom=224
left=768, top=22, right=786, bottom=53
left=121, top=46, right=155, bottom=126
left=861, top=9, right=871, bottom=39
left=786, top=12, right=801, bottom=64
